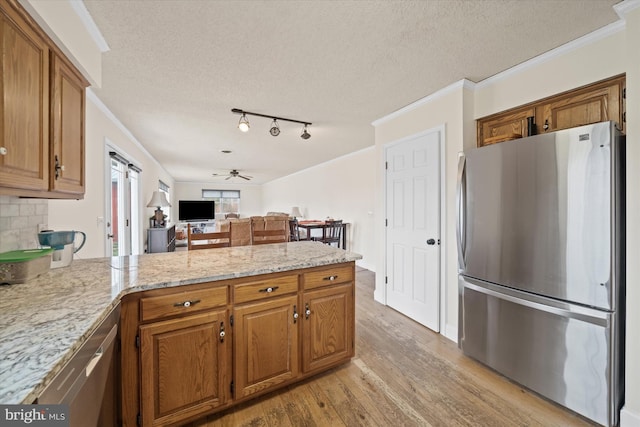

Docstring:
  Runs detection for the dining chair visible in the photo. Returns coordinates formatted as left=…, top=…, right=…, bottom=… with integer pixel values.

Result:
left=313, top=220, right=343, bottom=248
left=251, top=216, right=287, bottom=245
left=288, top=219, right=300, bottom=241
left=228, top=218, right=251, bottom=246
left=187, top=223, right=231, bottom=250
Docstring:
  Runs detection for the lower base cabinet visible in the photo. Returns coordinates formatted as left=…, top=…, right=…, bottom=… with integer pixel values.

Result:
left=139, top=310, right=228, bottom=426
left=120, top=262, right=355, bottom=427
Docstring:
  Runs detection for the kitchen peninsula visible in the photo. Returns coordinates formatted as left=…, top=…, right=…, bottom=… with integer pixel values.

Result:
left=0, top=241, right=361, bottom=426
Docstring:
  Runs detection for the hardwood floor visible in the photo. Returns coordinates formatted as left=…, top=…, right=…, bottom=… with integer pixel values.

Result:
left=189, top=267, right=596, bottom=427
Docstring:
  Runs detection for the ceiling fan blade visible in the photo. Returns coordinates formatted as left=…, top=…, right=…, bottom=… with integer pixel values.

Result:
left=225, top=176, right=231, bottom=180
left=239, top=175, right=250, bottom=180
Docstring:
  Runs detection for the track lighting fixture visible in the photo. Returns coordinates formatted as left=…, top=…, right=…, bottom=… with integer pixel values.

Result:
left=301, top=124, right=311, bottom=140
left=269, top=119, right=280, bottom=136
left=232, top=108, right=311, bottom=139
left=238, top=114, right=250, bottom=132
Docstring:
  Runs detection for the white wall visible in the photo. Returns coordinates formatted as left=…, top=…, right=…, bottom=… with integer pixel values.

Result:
left=173, top=181, right=263, bottom=219
left=261, top=147, right=376, bottom=271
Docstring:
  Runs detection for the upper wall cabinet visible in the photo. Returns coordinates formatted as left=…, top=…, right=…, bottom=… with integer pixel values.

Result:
left=477, top=74, right=626, bottom=147
left=0, top=0, right=88, bottom=198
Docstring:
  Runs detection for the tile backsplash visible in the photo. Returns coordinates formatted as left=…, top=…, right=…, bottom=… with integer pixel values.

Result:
left=0, top=196, right=48, bottom=253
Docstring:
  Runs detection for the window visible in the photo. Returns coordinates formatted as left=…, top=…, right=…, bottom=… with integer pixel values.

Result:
left=202, top=189, right=240, bottom=216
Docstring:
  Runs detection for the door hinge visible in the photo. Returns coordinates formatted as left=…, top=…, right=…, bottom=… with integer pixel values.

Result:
left=385, top=276, right=388, bottom=284
left=385, top=219, right=388, bottom=227
left=385, top=161, right=388, bottom=170
left=230, top=380, right=234, bottom=394
left=135, top=335, right=140, bottom=348
left=623, top=87, right=626, bottom=99
left=623, top=112, right=626, bottom=123
left=230, top=315, right=234, bottom=327
left=137, top=413, right=141, bottom=426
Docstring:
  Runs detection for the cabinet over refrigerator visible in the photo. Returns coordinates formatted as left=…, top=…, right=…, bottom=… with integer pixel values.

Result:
left=457, top=121, right=625, bottom=426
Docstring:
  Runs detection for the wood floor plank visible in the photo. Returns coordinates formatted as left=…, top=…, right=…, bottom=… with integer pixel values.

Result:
left=190, top=267, right=597, bottom=427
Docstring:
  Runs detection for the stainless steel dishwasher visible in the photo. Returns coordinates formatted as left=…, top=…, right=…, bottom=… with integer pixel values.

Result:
left=38, top=304, right=120, bottom=427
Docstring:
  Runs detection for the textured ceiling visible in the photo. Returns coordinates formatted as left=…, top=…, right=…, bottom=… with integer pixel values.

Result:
left=82, top=0, right=621, bottom=184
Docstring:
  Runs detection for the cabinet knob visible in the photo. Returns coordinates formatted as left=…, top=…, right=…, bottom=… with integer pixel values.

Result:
left=323, top=275, right=338, bottom=281
left=219, top=322, right=225, bottom=342
left=305, top=303, right=311, bottom=319
left=259, top=286, right=279, bottom=293
left=0, top=147, right=6, bottom=155
left=54, top=155, right=65, bottom=179
left=173, top=299, right=201, bottom=308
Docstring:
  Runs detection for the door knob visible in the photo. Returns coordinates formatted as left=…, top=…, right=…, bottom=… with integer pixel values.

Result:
left=426, top=239, right=436, bottom=245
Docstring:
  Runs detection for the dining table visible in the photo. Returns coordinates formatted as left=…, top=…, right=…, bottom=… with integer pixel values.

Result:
left=295, top=220, right=348, bottom=250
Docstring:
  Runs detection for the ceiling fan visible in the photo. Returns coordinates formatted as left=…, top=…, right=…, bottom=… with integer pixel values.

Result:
left=212, top=169, right=253, bottom=181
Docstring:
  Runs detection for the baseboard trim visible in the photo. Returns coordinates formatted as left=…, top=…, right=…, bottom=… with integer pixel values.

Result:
left=620, top=406, right=640, bottom=427
left=444, top=324, right=458, bottom=343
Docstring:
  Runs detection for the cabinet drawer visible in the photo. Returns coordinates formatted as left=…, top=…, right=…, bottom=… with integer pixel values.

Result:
left=140, top=286, right=227, bottom=322
left=233, top=275, right=298, bottom=304
left=302, top=265, right=354, bottom=290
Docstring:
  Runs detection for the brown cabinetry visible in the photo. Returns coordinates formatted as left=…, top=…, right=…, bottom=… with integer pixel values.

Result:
left=139, top=310, right=228, bottom=426
left=50, top=54, right=86, bottom=195
left=120, top=262, right=356, bottom=427
left=0, top=0, right=50, bottom=192
left=477, top=74, right=625, bottom=147
left=0, top=0, right=88, bottom=198
left=302, top=283, right=354, bottom=373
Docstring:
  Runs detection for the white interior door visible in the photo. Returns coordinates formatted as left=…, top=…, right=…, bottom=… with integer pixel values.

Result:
left=385, top=130, right=441, bottom=331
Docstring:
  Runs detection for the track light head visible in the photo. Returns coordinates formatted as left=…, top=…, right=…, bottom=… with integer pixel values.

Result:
left=301, top=125, right=311, bottom=140
left=269, top=119, right=280, bottom=136
left=238, top=114, right=250, bottom=132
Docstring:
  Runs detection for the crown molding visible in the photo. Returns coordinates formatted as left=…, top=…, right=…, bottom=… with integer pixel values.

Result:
left=87, top=88, right=173, bottom=179
left=476, top=19, right=625, bottom=90
left=68, top=0, right=109, bottom=52
left=372, top=79, right=475, bottom=127
left=614, top=0, right=640, bottom=19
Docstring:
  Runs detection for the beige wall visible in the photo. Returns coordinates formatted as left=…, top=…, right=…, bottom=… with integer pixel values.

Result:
left=621, top=6, right=640, bottom=426
left=48, top=94, right=175, bottom=259
left=373, top=82, right=467, bottom=340
left=261, top=147, right=376, bottom=271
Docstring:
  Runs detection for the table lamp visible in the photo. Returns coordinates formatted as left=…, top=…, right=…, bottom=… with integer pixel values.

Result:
left=147, top=191, right=171, bottom=227
left=291, top=207, right=303, bottom=219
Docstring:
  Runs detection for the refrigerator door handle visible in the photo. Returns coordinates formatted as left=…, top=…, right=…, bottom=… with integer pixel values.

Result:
left=456, top=152, right=467, bottom=271
left=463, top=278, right=609, bottom=327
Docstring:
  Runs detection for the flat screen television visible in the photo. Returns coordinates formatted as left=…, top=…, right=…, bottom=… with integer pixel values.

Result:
left=178, top=200, right=215, bottom=221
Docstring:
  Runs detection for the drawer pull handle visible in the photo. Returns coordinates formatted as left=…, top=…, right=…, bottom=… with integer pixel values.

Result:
left=259, top=286, right=279, bottom=293
left=174, top=299, right=201, bottom=308
left=323, top=275, right=338, bottom=281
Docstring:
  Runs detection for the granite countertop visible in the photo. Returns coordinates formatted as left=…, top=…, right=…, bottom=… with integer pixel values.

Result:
left=0, top=241, right=362, bottom=405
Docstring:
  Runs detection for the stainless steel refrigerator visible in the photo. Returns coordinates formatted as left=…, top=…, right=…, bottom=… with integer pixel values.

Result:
left=457, top=121, right=625, bottom=426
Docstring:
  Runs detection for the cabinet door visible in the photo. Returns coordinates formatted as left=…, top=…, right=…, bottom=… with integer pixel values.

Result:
left=477, top=106, right=535, bottom=147
left=302, top=283, right=354, bottom=373
left=538, top=77, right=624, bottom=134
left=0, top=4, right=49, bottom=191
left=233, top=294, right=299, bottom=399
left=50, top=54, right=86, bottom=195
left=140, top=310, right=228, bottom=427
